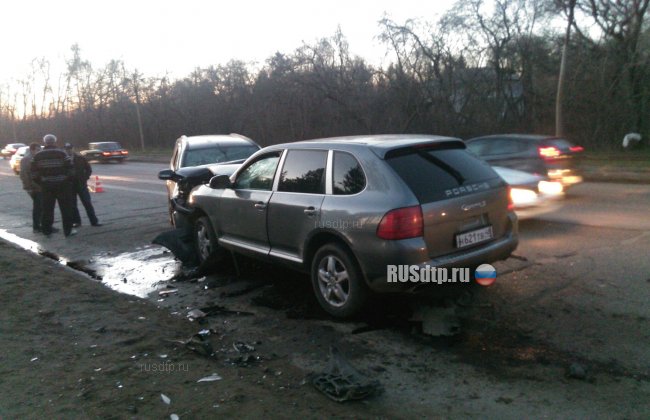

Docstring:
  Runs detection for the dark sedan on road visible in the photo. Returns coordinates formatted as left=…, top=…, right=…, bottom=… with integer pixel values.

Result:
left=81, top=141, right=129, bottom=163
left=465, top=134, right=584, bottom=188
left=174, top=135, right=518, bottom=318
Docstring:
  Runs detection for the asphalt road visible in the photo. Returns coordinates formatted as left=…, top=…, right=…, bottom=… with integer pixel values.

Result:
left=1, top=159, right=649, bottom=416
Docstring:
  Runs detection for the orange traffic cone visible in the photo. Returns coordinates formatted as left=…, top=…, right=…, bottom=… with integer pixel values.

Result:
left=91, top=175, right=104, bottom=193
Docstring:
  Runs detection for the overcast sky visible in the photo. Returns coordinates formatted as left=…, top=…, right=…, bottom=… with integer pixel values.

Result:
left=2, top=0, right=455, bottom=85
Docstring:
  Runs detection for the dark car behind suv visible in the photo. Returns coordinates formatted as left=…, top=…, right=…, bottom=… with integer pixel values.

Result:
left=81, top=141, right=129, bottom=163
left=178, top=135, right=518, bottom=317
left=158, top=134, right=261, bottom=226
left=465, top=134, right=584, bottom=187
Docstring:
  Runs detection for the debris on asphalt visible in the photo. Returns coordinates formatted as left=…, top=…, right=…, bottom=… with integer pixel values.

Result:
left=219, top=280, right=267, bottom=298
left=410, top=305, right=461, bottom=336
left=197, top=373, right=222, bottom=382
left=152, top=228, right=199, bottom=267
left=233, top=342, right=255, bottom=353
left=187, top=309, right=207, bottom=320
left=197, top=329, right=214, bottom=337
left=161, top=393, right=171, bottom=404
left=308, top=346, right=382, bottom=402
left=159, top=288, right=178, bottom=297
left=226, top=354, right=261, bottom=367
left=186, top=334, right=216, bottom=358
left=30, top=357, right=38, bottom=362
left=567, top=362, right=587, bottom=380
left=199, top=304, right=254, bottom=317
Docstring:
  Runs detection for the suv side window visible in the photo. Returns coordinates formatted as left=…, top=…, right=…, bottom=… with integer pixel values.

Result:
left=486, top=139, right=524, bottom=155
left=332, top=151, right=365, bottom=195
left=278, top=150, right=327, bottom=194
left=234, top=152, right=281, bottom=191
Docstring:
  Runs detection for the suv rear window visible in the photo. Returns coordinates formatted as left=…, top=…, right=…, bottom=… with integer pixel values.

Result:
left=386, top=147, right=501, bottom=203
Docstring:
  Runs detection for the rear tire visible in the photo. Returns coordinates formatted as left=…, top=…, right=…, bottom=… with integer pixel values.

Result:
left=311, top=243, right=368, bottom=318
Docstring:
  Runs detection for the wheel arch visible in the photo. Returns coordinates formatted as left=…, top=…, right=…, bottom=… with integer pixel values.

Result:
left=303, top=230, right=365, bottom=281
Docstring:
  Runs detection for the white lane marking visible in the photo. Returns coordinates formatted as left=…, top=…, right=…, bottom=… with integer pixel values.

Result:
left=92, top=174, right=162, bottom=185
left=99, top=184, right=167, bottom=196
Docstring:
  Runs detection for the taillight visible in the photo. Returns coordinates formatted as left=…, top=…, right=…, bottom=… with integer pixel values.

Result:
left=377, top=206, right=423, bottom=240
left=121, top=150, right=129, bottom=155
left=569, top=145, right=584, bottom=153
left=507, top=187, right=515, bottom=211
left=538, top=146, right=561, bottom=158
left=101, top=151, right=111, bottom=156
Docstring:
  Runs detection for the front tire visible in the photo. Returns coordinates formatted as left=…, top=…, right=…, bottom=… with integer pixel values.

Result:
left=311, top=243, right=368, bottom=318
left=194, top=216, right=223, bottom=268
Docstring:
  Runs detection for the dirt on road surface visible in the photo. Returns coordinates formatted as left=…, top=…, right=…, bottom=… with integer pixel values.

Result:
left=0, top=240, right=382, bottom=418
left=1, top=234, right=649, bottom=418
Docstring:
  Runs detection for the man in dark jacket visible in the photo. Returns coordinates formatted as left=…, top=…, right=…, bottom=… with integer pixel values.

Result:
left=64, top=143, right=101, bottom=227
left=20, top=142, right=43, bottom=232
left=31, top=134, right=76, bottom=237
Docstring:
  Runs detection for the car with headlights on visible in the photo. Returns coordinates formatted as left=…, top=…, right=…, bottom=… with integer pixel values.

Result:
left=2, top=142, right=27, bottom=159
left=80, top=141, right=129, bottom=163
left=9, top=146, right=29, bottom=174
left=465, top=134, right=584, bottom=188
left=493, top=166, right=563, bottom=219
left=158, top=134, right=261, bottom=226
left=179, top=134, right=518, bottom=318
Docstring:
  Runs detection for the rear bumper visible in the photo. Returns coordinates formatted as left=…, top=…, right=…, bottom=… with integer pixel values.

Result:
left=100, top=156, right=128, bottom=161
left=365, top=214, right=518, bottom=293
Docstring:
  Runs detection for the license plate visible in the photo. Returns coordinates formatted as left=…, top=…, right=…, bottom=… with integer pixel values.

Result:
left=456, top=226, right=493, bottom=248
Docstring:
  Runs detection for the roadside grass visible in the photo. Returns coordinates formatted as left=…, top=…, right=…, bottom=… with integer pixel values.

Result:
left=127, top=147, right=172, bottom=163
left=582, top=149, right=650, bottom=168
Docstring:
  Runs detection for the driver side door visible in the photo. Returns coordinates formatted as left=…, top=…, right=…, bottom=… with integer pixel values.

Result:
left=217, top=151, right=282, bottom=256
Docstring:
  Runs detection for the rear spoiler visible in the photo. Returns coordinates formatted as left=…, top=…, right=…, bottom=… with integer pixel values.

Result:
left=384, top=140, right=466, bottom=159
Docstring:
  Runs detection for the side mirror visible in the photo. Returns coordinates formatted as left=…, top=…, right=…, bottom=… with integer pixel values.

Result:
left=209, top=174, right=233, bottom=189
left=158, top=169, right=175, bottom=181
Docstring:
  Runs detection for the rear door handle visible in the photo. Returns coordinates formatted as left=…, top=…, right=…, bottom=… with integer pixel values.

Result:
left=254, top=202, right=267, bottom=210
left=304, top=206, right=318, bottom=216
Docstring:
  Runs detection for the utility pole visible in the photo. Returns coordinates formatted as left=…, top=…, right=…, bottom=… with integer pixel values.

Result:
left=132, top=72, right=145, bottom=151
left=555, top=0, right=576, bottom=138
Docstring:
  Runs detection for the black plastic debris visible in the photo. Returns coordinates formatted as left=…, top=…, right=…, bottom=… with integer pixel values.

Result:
left=152, top=228, right=199, bottom=267
left=566, top=362, right=588, bottom=380
left=308, top=346, right=382, bottom=402
left=185, top=333, right=216, bottom=358
left=199, top=304, right=254, bottom=317
left=226, top=353, right=261, bottom=367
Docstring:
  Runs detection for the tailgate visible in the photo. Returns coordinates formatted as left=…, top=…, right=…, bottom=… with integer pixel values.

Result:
left=421, top=186, right=509, bottom=257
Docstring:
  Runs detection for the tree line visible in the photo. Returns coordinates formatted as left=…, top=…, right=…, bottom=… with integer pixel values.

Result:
left=0, top=0, right=648, bottom=151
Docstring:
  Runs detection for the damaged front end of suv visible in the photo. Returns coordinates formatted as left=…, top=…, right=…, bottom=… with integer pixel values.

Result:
left=155, top=164, right=238, bottom=268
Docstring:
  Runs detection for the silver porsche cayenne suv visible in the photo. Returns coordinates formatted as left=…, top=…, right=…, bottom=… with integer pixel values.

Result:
left=188, top=135, right=518, bottom=317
